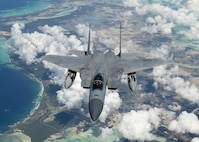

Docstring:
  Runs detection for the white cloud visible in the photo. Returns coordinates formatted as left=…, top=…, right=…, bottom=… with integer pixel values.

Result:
left=192, top=137, right=199, bottom=142
left=142, top=15, right=174, bottom=34
left=149, top=44, right=171, bottom=60
left=56, top=73, right=89, bottom=109
left=123, top=0, right=141, bottom=7
left=8, top=23, right=91, bottom=109
left=152, top=65, right=199, bottom=104
left=122, top=10, right=132, bottom=17
left=122, top=0, right=199, bottom=39
left=76, top=24, right=96, bottom=52
left=187, top=0, right=199, bottom=16
left=118, top=108, right=161, bottom=141
left=99, top=127, right=114, bottom=140
left=9, top=23, right=70, bottom=64
left=168, top=111, right=199, bottom=134
left=9, top=23, right=90, bottom=64
left=99, top=90, right=122, bottom=122
left=42, top=61, right=66, bottom=86
left=149, top=44, right=199, bottom=104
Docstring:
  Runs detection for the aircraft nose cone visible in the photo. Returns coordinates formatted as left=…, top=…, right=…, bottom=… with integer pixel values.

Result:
left=89, top=99, right=103, bottom=121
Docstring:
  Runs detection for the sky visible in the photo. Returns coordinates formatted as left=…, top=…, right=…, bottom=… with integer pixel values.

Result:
left=6, top=0, right=199, bottom=141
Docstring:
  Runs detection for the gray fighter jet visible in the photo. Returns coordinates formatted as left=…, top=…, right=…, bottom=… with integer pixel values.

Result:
left=43, top=25, right=165, bottom=121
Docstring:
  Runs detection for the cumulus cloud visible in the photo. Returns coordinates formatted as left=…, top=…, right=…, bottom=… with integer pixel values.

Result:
left=56, top=73, right=89, bottom=109
left=149, top=42, right=199, bottom=104
left=99, top=90, right=122, bottom=122
left=192, top=137, right=199, bottom=142
left=142, top=15, right=174, bottom=34
left=76, top=24, right=96, bottom=52
left=8, top=23, right=90, bottom=108
left=122, top=0, right=199, bottom=39
left=118, top=108, right=161, bottom=141
left=152, top=65, right=199, bottom=104
left=149, top=44, right=172, bottom=60
left=123, top=0, right=141, bottom=7
left=42, top=61, right=66, bottom=86
left=9, top=23, right=81, bottom=64
left=168, top=111, right=199, bottom=134
left=122, top=10, right=132, bottom=17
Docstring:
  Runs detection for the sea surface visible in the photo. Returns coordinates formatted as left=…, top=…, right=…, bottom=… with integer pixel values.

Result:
left=0, top=0, right=28, bottom=11
left=0, top=0, right=47, bottom=133
left=0, top=0, right=49, bottom=18
left=0, top=64, right=41, bottom=133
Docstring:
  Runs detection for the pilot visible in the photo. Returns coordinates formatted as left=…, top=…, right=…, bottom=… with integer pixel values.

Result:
left=93, top=79, right=103, bottom=89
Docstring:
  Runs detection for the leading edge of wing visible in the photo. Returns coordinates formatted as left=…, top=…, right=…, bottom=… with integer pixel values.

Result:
left=42, top=55, right=89, bottom=72
left=119, top=58, right=166, bottom=74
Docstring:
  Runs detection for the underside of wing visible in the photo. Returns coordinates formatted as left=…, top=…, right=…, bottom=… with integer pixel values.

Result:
left=119, top=58, right=166, bottom=74
left=42, top=55, right=89, bottom=72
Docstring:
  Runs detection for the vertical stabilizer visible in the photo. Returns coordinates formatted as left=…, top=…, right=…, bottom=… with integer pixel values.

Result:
left=85, top=24, right=91, bottom=56
left=118, top=24, right=122, bottom=57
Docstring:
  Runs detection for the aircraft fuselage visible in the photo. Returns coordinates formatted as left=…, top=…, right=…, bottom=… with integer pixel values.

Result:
left=89, top=67, right=107, bottom=121
left=86, top=51, right=120, bottom=121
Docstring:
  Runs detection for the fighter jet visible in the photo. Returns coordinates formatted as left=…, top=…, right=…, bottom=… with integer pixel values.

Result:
left=43, top=25, right=165, bottom=121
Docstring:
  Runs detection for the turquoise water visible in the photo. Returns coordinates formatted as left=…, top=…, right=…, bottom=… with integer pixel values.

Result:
left=0, top=0, right=28, bottom=10
left=0, top=38, right=9, bottom=64
left=0, top=0, right=49, bottom=18
left=0, top=0, right=49, bottom=133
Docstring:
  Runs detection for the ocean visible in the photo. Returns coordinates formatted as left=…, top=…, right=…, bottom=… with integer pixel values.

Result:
left=0, top=64, right=41, bottom=133
left=0, top=0, right=46, bottom=133
left=0, top=0, right=49, bottom=18
left=0, top=0, right=28, bottom=11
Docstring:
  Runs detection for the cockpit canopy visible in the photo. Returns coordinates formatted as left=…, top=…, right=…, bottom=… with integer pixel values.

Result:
left=92, top=74, right=103, bottom=90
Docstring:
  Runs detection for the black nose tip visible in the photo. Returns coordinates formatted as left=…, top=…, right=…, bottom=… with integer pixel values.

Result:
left=89, top=99, right=103, bottom=121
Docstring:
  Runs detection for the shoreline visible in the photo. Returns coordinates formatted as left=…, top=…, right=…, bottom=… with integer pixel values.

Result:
left=7, top=71, right=45, bottom=130
left=10, top=61, right=45, bottom=121
left=22, top=74, right=44, bottom=122
left=0, top=44, right=45, bottom=133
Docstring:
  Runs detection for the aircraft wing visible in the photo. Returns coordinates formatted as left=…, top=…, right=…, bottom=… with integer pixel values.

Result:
left=69, top=49, right=86, bottom=56
left=121, top=52, right=148, bottom=59
left=118, top=58, right=166, bottom=74
left=42, top=55, right=90, bottom=72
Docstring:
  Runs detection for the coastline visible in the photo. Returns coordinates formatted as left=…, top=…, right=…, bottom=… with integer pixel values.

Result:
left=0, top=39, right=45, bottom=133
left=6, top=67, right=45, bottom=130
left=9, top=60, right=45, bottom=123
left=22, top=74, right=44, bottom=122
